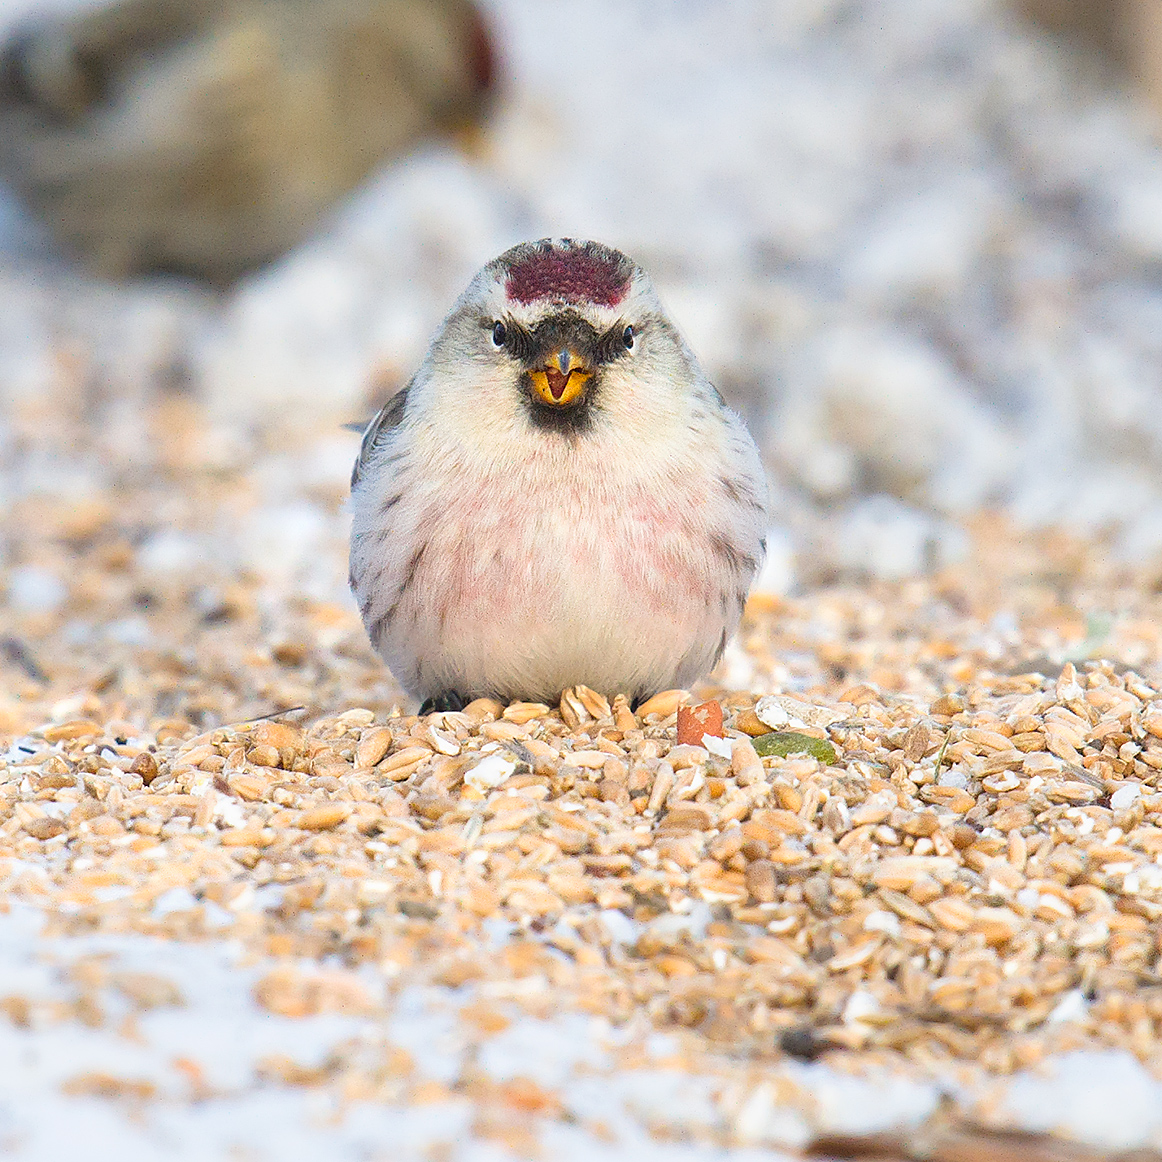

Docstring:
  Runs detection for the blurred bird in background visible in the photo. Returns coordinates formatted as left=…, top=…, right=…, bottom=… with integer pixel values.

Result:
left=0, top=0, right=497, bottom=281
left=1017, top=0, right=1162, bottom=117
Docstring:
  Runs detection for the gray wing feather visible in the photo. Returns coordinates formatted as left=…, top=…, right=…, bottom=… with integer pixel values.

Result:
left=350, top=385, right=409, bottom=489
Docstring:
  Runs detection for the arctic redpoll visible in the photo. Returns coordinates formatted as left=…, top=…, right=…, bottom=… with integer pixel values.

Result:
left=350, top=238, right=770, bottom=713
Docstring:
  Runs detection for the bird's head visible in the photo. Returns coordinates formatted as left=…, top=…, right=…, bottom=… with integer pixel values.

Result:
left=419, top=238, right=708, bottom=444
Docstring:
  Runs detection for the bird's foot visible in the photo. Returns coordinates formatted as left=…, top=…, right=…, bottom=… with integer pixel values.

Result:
left=419, top=690, right=467, bottom=715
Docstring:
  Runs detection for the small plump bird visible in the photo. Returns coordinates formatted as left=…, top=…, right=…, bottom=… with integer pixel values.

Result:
left=350, top=239, right=770, bottom=713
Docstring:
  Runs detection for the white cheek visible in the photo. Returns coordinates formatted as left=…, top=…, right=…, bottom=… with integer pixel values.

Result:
left=599, top=354, right=693, bottom=438
left=429, top=355, right=505, bottom=407
left=415, top=357, right=524, bottom=460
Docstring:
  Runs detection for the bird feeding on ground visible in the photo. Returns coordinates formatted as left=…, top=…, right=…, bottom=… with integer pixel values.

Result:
left=349, top=238, right=770, bottom=713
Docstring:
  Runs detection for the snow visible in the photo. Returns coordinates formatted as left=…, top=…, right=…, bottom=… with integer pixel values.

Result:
left=1, top=890, right=1162, bottom=1157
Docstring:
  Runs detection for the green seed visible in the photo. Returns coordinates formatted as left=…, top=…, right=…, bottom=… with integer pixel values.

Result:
left=752, top=731, right=837, bottom=764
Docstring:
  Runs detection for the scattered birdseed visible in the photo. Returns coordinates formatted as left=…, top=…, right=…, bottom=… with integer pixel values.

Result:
left=4, top=387, right=1162, bottom=1156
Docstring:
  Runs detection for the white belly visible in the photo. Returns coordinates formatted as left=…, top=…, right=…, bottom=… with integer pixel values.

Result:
left=358, top=460, right=748, bottom=703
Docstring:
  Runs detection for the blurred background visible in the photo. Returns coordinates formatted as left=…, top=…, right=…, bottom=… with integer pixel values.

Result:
left=3, top=0, right=1162, bottom=720
left=4, top=8, right=1162, bottom=1153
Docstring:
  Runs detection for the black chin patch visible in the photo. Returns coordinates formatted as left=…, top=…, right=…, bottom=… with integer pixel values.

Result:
left=522, top=382, right=596, bottom=436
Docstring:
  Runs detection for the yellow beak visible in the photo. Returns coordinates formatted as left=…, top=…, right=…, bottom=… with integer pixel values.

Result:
left=527, top=349, right=591, bottom=407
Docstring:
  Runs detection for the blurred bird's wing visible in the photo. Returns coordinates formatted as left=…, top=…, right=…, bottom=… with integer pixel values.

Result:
left=351, top=385, right=410, bottom=489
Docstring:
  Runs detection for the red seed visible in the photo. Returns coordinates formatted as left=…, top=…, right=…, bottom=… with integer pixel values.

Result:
left=677, top=700, right=724, bottom=746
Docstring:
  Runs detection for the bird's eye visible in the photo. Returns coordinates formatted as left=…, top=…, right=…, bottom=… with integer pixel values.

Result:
left=623, top=325, right=634, bottom=350
left=492, top=321, right=507, bottom=347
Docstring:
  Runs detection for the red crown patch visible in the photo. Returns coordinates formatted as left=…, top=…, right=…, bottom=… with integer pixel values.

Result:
left=505, top=243, right=630, bottom=307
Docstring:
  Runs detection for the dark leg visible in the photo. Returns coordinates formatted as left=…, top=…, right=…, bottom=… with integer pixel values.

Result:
left=420, top=690, right=467, bottom=715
